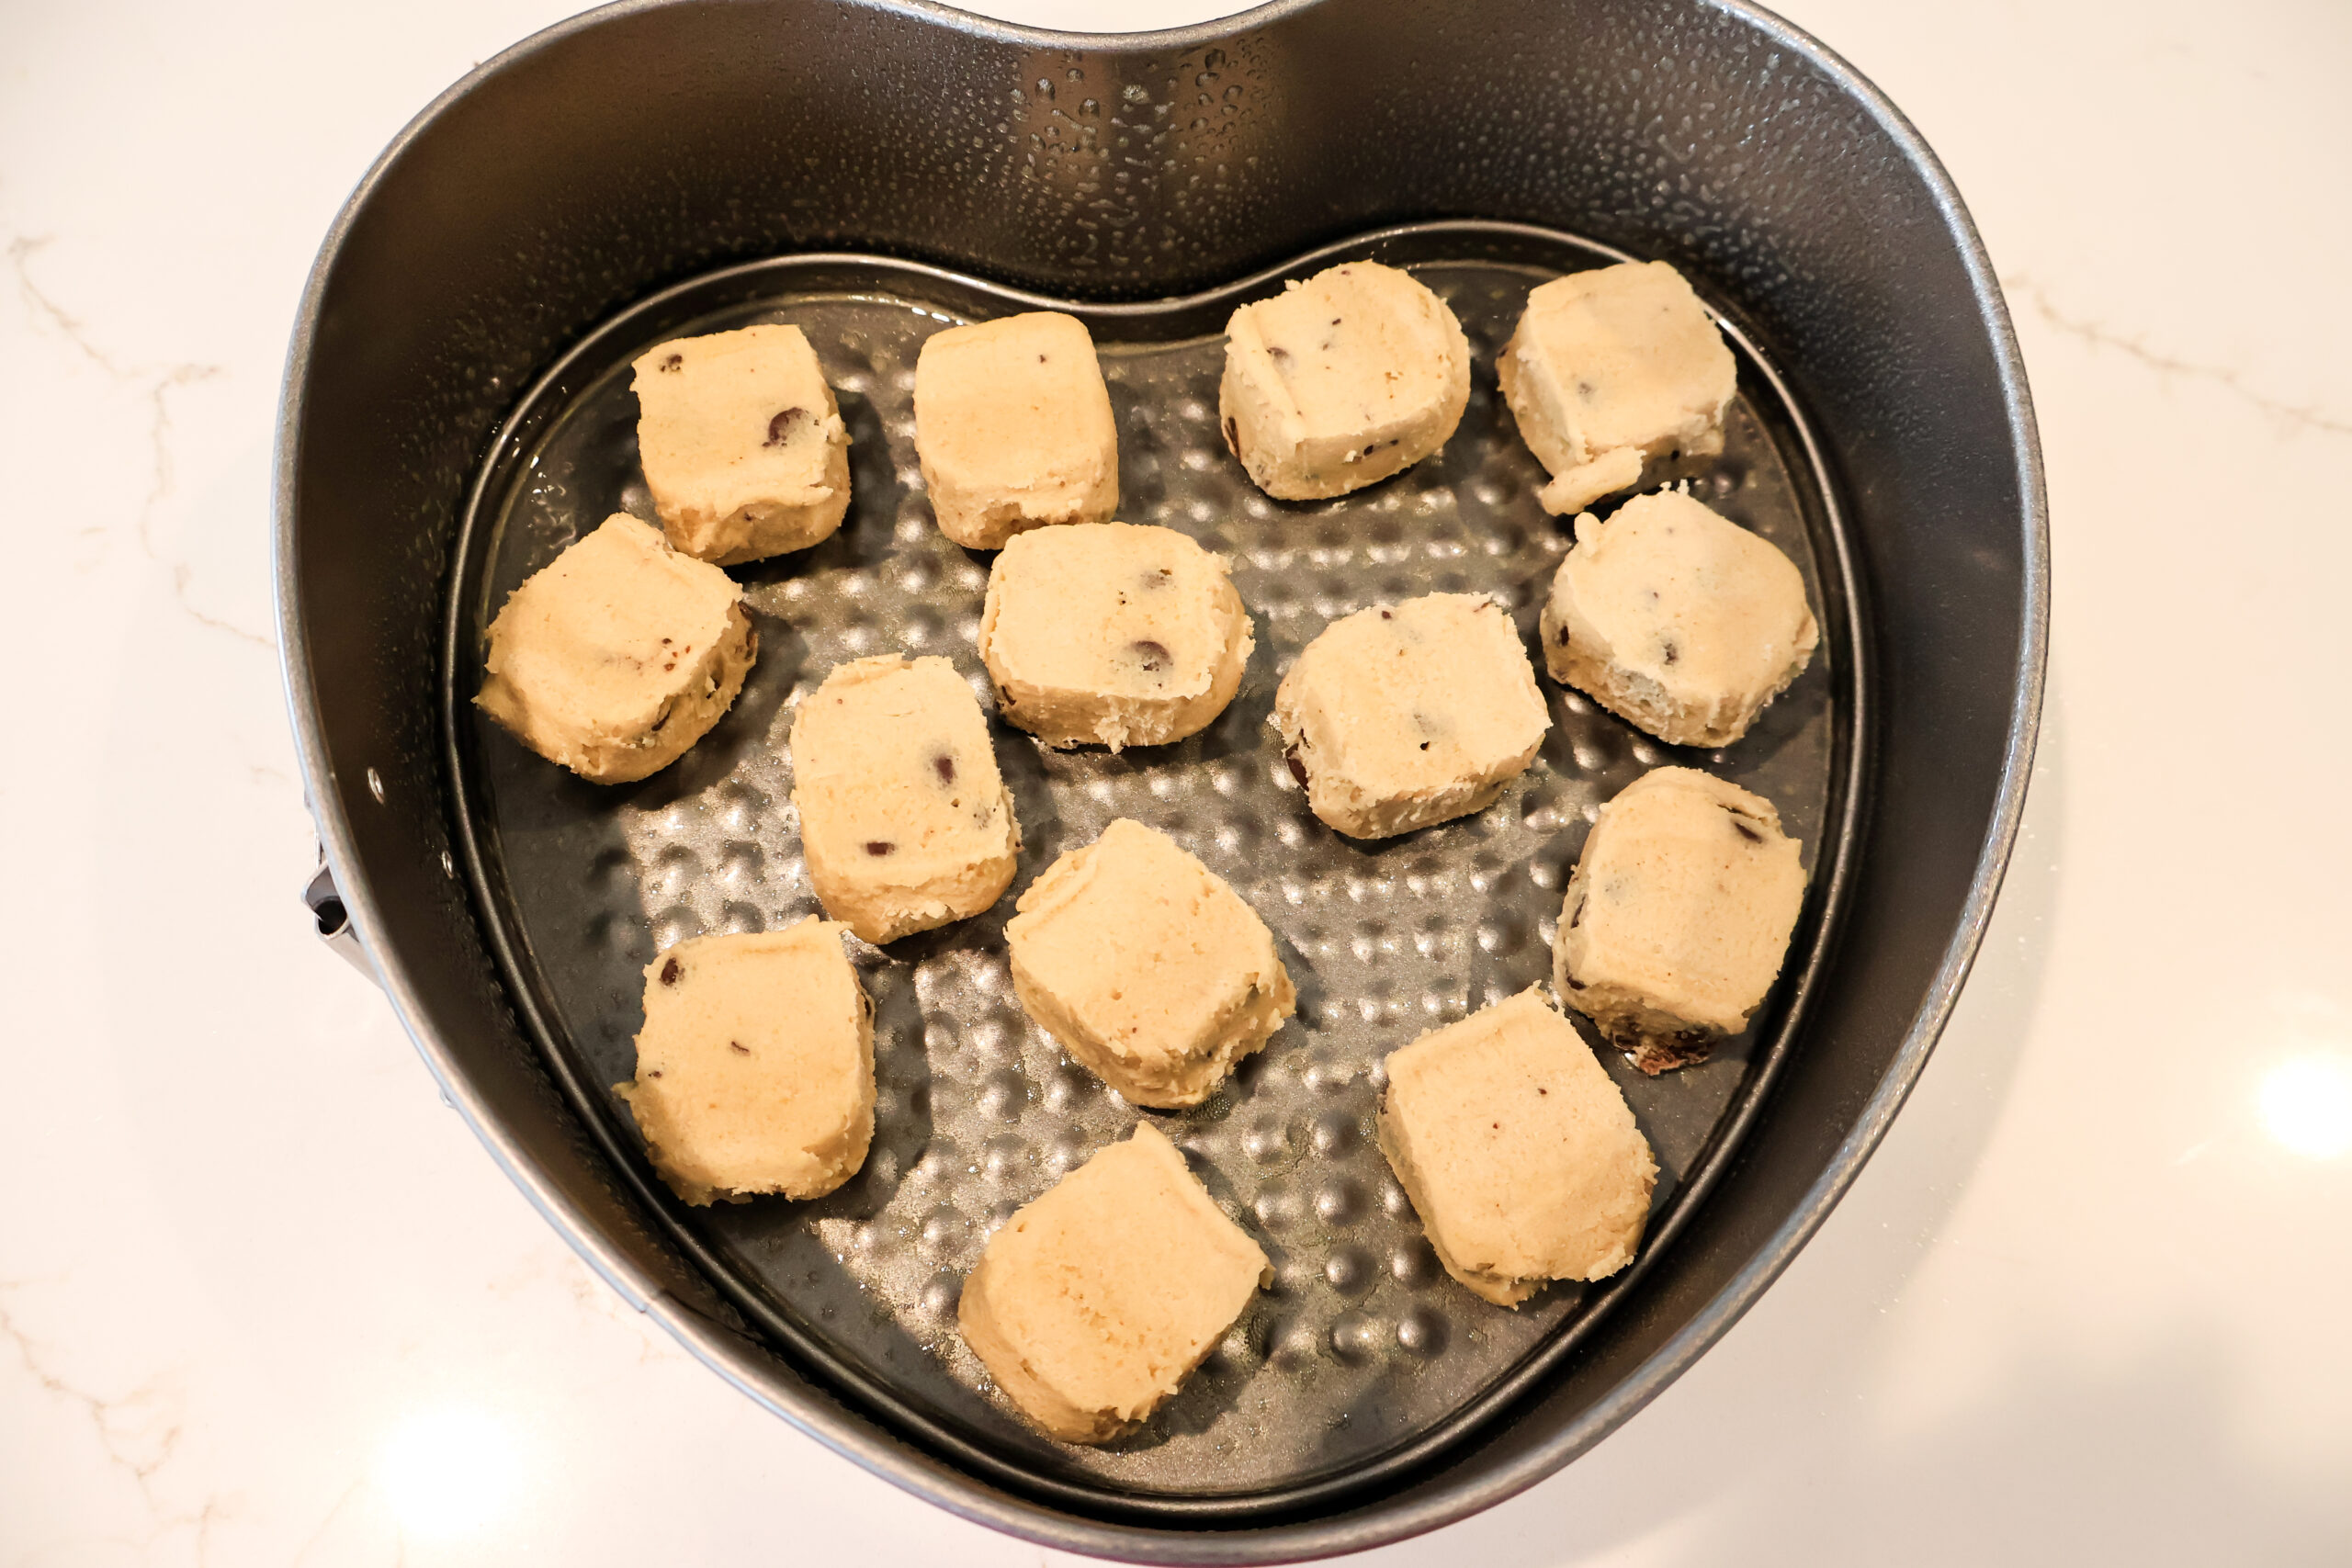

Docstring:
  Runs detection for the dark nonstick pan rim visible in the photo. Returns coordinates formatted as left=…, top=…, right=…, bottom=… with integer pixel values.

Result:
left=272, top=0, right=2049, bottom=1559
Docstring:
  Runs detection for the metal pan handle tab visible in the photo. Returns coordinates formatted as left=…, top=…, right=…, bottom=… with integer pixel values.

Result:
left=303, top=854, right=379, bottom=987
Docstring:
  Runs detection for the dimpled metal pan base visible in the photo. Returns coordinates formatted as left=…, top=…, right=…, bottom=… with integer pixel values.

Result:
left=445, top=220, right=1861, bottom=1517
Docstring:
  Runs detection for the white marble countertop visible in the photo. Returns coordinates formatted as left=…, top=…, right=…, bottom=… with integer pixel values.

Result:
left=4, top=0, right=2347, bottom=1562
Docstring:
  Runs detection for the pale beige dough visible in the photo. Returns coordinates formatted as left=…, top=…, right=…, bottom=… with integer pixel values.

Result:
left=1377, top=988, right=1657, bottom=1306
left=978, top=523, right=1254, bottom=751
left=1497, top=261, right=1737, bottom=515
left=476, top=513, right=756, bottom=784
left=631, top=323, right=852, bottom=564
left=1272, top=592, right=1551, bottom=840
left=914, top=311, right=1118, bottom=549
left=612, top=920, right=875, bottom=1205
left=1218, top=261, right=1471, bottom=501
left=956, top=1122, right=1270, bottom=1443
left=1555, top=766, right=1807, bottom=1074
left=1541, top=489, right=1818, bottom=747
left=789, top=655, right=1021, bottom=944
left=1006, top=818, right=1295, bottom=1109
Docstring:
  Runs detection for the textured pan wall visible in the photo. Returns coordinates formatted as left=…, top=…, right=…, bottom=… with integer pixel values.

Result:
left=279, top=0, right=2036, bottom=1553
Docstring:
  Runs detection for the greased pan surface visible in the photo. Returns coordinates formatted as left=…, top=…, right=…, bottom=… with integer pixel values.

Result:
left=446, top=222, right=1862, bottom=1512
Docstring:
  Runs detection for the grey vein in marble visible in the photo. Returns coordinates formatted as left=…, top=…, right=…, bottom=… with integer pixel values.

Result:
left=2005, top=272, right=2352, bottom=441
left=7, top=234, right=262, bottom=647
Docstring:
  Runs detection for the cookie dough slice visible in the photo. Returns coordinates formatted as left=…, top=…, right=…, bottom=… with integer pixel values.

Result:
left=957, top=1122, right=1270, bottom=1443
left=1273, top=592, right=1550, bottom=839
left=914, top=310, right=1118, bottom=549
left=1219, top=261, right=1471, bottom=501
left=476, top=513, right=756, bottom=784
left=613, top=920, right=875, bottom=1205
left=978, top=522, right=1254, bottom=751
left=1542, top=489, right=1818, bottom=747
left=631, top=323, right=852, bottom=564
left=1378, top=988, right=1657, bottom=1305
left=1006, top=819, right=1295, bottom=1109
left=1556, top=766, right=1806, bottom=1074
left=1497, top=261, right=1737, bottom=515
left=789, top=655, right=1021, bottom=944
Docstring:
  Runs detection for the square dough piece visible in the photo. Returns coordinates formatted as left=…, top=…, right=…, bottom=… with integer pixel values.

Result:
left=1541, top=489, right=1819, bottom=747
left=978, top=522, right=1255, bottom=751
left=1555, top=766, right=1806, bottom=1075
left=1006, top=818, right=1296, bottom=1109
left=1272, top=592, right=1551, bottom=840
left=956, top=1122, right=1271, bottom=1443
left=914, top=311, right=1118, bottom=549
left=631, top=323, right=852, bottom=565
left=476, top=513, right=756, bottom=784
left=613, top=920, right=875, bottom=1205
left=789, top=655, right=1022, bottom=944
left=1218, top=261, right=1471, bottom=501
left=1377, top=988, right=1657, bottom=1306
left=1497, top=261, right=1737, bottom=516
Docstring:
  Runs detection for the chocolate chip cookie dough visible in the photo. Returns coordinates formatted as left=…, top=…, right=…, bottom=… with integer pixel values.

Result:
left=788, top=655, right=1021, bottom=944
left=914, top=310, right=1119, bottom=549
left=613, top=920, right=875, bottom=1204
left=956, top=1122, right=1271, bottom=1443
left=1498, top=261, right=1737, bottom=516
left=1378, top=988, right=1657, bottom=1305
left=1006, top=818, right=1296, bottom=1109
left=1541, top=489, right=1818, bottom=747
left=475, top=513, right=756, bottom=784
left=1219, top=261, right=1471, bottom=501
left=1555, top=766, right=1807, bottom=1074
left=978, top=522, right=1253, bottom=751
left=631, top=323, right=852, bottom=564
left=1273, top=592, right=1551, bottom=840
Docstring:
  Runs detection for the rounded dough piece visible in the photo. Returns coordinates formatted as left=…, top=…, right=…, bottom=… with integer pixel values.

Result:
left=1005, top=818, right=1296, bottom=1109
left=631, top=323, right=853, bottom=565
left=978, top=522, right=1254, bottom=751
left=789, top=655, right=1022, bottom=944
left=914, top=310, right=1119, bottom=549
left=1540, top=489, right=1818, bottom=747
left=1218, top=261, right=1471, bottom=501
left=1497, top=260, right=1737, bottom=516
left=1377, top=988, right=1657, bottom=1305
left=1555, top=766, right=1807, bottom=1074
left=956, top=1122, right=1271, bottom=1443
left=475, top=513, right=756, bottom=784
left=1272, top=592, right=1550, bottom=840
left=613, top=921, right=876, bottom=1204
